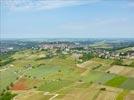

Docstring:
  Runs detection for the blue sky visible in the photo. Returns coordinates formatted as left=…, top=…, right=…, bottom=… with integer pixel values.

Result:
left=0, top=0, right=134, bottom=38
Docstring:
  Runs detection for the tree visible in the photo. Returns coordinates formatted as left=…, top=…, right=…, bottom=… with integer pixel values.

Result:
left=129, top=62, right=134, bottom=67
left=33, top=86, right=37, bottom=88
left=58, top=70, right=61, bottom=72
left=111, top=59, right=123, bottom=65
left=107, top=71, right=110, bottom=73
left=10, top=82, right=14, bottom=87
left=80, top=53, right=94, bottom=62
left=100, top=87, right=106, bottom=91
left=78, top=79, right=83, bottom=82
left=0, top=92, right=16, bottom=100
left=6, top=86, right=9, bottom=90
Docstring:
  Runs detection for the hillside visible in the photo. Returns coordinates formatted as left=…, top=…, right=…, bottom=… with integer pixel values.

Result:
left=0, top=48, right=134, bottom=100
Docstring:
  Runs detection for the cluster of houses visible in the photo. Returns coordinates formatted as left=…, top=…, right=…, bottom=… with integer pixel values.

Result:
left=39, top=42, right=134, bottom=60
left=0, top=47, right=14, bottom=53
left=98, top=50, right=134, bottom=59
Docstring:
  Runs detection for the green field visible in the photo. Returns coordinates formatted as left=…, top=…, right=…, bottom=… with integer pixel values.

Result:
left=105, top=76, right=127, bottom=87
left=82, top=71, right=115, bottom=84
left=120, top=78, right=134, bottom=90
left=0, top=67, right=19, bottom=92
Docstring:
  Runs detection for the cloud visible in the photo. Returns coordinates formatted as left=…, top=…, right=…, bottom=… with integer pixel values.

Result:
left=1, top=0, right=100, bottom=11
left=59, top=18, right=134, bottom=34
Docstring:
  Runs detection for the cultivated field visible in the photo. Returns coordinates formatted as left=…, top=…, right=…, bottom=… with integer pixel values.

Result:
left=0, top=49, right=134, bottom=100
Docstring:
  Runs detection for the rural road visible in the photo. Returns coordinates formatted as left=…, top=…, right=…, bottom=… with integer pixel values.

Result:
left=44, top=92, right=59, bottom=100
left=13, top=91, right=59, bottom=100
left=0, top=67, right=9, bottom=72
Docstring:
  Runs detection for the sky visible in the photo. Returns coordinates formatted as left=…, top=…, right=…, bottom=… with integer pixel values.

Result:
left=0, top=0, right=134, bottom=38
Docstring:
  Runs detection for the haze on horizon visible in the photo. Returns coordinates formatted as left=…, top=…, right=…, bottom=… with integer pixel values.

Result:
left=0, top=0, right=134, bottom=39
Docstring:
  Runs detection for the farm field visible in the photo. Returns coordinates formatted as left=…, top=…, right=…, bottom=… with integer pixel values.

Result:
left=0, top=49, right=134, bottom=100
left=106, top=65, right=134, bottom=77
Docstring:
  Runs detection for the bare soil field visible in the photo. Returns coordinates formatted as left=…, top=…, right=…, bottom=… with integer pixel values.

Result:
left=125, top=91, right=134, bottom=100
left=106, top=65, right=134, bottom=77
left=12, top=90, right=52, bottom=100
left=56, top=84, right=123, bottom=100
left=59, top=84, right=100, bottom=100
left=11, top=78, right=41, bottom=90
left=96, top=91, right=117, bottom=100
left=11, top=78, right=28, bottom=90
